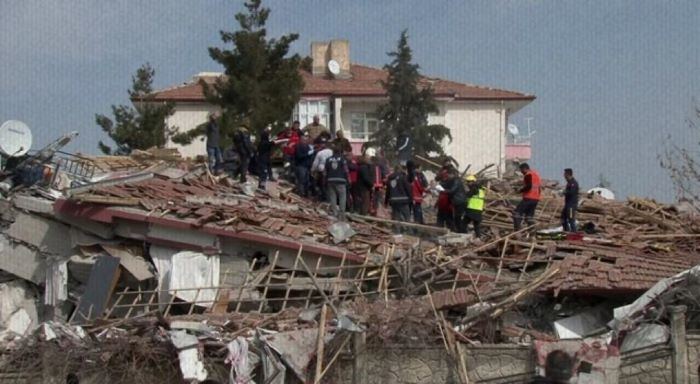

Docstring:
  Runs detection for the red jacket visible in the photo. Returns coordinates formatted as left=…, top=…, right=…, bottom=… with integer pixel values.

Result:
left=437, top=192, right=453, bottom=213
left=348, top=158, right=359, bottom=184
left=411, top=172, right=427, bottom=203
left=277, top=130, right=300, bottom=156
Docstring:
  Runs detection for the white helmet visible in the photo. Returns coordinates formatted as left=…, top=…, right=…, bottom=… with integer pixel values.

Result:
left=365, top=147, right=377, bottom=157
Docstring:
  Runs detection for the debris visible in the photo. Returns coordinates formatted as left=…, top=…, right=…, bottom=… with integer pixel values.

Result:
left=0, top=235, right=46, bottom=284
left=620, top=323, right=669, bottom=352
left=327, top=221, right=356, bottom=243
left=225, top=336, right=253, bottom=384
left=72, top=254, right=121, bottom=323
left=170, top=330, right=208, bottom=382
left=554, top=306, right=611, bottom=339
left=6, top=212, right=73, bottom=256
left=101, top=244, right=154, bottom=281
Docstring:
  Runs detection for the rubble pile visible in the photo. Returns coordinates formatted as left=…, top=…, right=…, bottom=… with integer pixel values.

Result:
left=0, top=148, right=699, bottom=383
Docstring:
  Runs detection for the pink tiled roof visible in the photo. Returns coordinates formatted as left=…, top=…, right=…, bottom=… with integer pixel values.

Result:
left=141, top=64, right=535, bottom=102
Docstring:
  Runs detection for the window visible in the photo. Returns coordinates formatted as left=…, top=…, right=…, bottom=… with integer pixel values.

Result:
left=350, top=112, right=379, bottom=141
left=292, top=100, right=330, bottom=128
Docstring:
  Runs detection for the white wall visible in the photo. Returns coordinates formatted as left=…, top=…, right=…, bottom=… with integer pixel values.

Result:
left=443, top=101, right=506, bottom=176
left=165, top=103, right=219, bottom=159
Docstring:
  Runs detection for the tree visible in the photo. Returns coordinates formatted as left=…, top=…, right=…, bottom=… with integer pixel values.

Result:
left=96, top=63, right=174, bottom=155
left=660, top=99, right=700, bottom=207
left=173, top=0, right=304, bottom=145
left=366, top=30, right=451, bottom=161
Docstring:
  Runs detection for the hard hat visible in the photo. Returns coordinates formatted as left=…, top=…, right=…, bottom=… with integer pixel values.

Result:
left=466, top=175, right=477, bottom=182
left=365, top=147, right=377, bottom=157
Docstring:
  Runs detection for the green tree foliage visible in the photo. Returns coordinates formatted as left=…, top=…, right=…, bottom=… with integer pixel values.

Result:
left=96, top=63, right=174, bottom=155
left=172, top=0, right=304, bottom=145
left=367, top=30, right=451, bottom=160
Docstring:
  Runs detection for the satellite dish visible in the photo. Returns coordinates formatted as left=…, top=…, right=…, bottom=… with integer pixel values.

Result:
left=328, top=59, right=340, bottom=76
left=507, top=123, right=519, bottom=136
left=0, top=120, right=32, bottom=157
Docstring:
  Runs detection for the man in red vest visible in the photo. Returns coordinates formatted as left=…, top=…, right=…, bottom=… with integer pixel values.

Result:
left=513, top=163, right=541, bottom=231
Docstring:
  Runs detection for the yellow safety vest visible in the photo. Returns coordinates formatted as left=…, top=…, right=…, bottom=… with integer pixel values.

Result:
left=466, top=188, right=486, bottom=211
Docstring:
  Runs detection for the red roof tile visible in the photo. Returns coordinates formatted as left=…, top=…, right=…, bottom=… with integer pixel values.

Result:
left=141, top=64, right=535, bottom=102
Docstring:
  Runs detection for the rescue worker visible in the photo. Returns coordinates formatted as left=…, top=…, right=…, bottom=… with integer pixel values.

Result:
left=205, top=113, right=223, bottom=174
left=346, top=151, right=359, bottom=212
left=324, top=145, right=349, bottom=220
left=513, top=163, right=541, bottom=231
left=232, top=124, right=255, bottom=183
left=441, top=168, right=468, bottom=233
left=561, top=168, right=579, bottom=232
left=293, top=135, right=314, bottom=197
left=303, top=115, right=329, bottom=143
left=356, top=153, right=375, bottom=215
left=464, top=174, right=486, bottom=237
left=435, top=161, right=455, bottom=230
left=276, top=121, right=300, bottom=181
left=256, top=126, right=273, bottom=190
left=407, top=161, right=428, bottom=224
left=385, top=165, right=412, bottom=222
left=333, top=129, right=353, bottom=154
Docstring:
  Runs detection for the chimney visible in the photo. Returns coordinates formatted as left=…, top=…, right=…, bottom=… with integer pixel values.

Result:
left=310, top=40, right=351, bottom=79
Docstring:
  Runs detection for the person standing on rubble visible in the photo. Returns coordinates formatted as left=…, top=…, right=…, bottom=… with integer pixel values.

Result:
left=277, top=121, right=300, bottom=180
left=333, top=129, right=353, bottom=154
left=407, top=161, right=428, bottom=224
left=441, top=168, right=468, bottom=233
left=293, top=134, right=314, bottom=197
left=346, top=151, right=359, bottom=212
left=464, top=174, right=486, bottom=237
left=356, top=152, right=375, bottom=215
left=435, top=160, right=455, bottom=230
left=325, top=145, right=350, bottom=220
left=256, top=126, right=274, bottom=190
left=205, top=113, right=223, bottom=174
left=513, top=163, right=542, bottom=231
left=561, top=168, right=579, bottom=232
left=385, top=164, right=412, bottom=222
left=303, top=115, right=330, bottom=143
left=232, top=123, right=255, bottom=183
left=311, top=139, right=333, bottom=201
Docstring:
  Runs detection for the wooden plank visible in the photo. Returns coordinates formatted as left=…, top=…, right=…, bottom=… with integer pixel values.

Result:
left=313, top=304, right=328, bottom=384
left=73, top=255, right=121, bottom=324
left=101, top=244, right=154, bottom=281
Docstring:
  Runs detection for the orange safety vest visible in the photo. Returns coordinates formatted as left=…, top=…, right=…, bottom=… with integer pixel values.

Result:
left=522, top=170, right=541, bottom=200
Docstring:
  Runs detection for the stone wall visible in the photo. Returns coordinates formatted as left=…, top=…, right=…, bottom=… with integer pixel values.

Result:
left=464, top=344, right=534, bottom=383
left=687, top=335, right=700, bottom=384
left=328, top=330, right=700, bottom=384
left=618, top=344, right=673, bottom=384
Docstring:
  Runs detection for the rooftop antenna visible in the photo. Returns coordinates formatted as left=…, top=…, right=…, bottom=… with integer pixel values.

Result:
left=524, top=117, right=536, bottom=137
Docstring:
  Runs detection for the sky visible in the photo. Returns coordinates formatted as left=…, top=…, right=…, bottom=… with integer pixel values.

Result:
left=1, top=0, right=699, bottom=202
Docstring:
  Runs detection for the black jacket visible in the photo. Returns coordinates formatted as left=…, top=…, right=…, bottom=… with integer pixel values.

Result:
left=441, top=176, right=467, bottom=205
left=564, top=177, right=579, bottom=206
left=233, top=131, right=254, bottom=158
left=325, top=155, right=349, bottom=184
left=257, top=131, right=274, bottom=159
left=385, top=171, right=411, bottom=205
left=294, top=143, right=314, bottom=168
left=358, top=162, right=375, bottom=190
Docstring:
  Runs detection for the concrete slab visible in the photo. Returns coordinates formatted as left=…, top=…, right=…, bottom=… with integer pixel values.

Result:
left=0, top=235, right=46, bottom=284
left=12, top=195, right=54, bottom=215
left=6, top=212, right=74, bottom=255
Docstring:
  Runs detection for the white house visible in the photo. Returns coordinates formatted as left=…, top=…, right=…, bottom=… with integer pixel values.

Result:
left=142, top=40, right=535, bottom=176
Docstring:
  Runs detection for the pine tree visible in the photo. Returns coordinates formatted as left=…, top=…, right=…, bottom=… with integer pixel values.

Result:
left=173, top=0, right=304, bottom=145
left=96, top=63, right=174, bottom=155
left=368, top=30, right=451, bottom=161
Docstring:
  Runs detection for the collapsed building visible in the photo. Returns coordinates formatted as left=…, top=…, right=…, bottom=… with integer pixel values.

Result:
left=1, top=145, right=700, bottom=383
